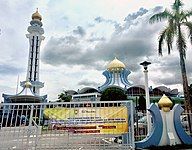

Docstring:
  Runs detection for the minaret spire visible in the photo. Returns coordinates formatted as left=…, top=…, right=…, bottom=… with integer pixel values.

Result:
left=20, top=9, right=45, bottom=95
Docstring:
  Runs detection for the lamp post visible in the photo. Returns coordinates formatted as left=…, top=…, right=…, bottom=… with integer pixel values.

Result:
left=140, top=61, right=151, bottom=134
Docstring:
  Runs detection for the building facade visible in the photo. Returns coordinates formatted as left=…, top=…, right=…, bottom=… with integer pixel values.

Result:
left=70, top=57, right=182, bottom=103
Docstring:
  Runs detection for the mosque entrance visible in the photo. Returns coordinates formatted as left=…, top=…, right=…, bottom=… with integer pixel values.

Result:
left=0, top=101, right=135, bottom=149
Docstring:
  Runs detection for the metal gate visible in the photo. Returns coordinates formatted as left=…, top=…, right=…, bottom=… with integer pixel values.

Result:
left=0, top=101, right=135, bottom=150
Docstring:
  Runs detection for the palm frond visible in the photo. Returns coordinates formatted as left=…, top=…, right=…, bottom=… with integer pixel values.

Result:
left=185, top=10, right=192, bottom=17
left=158, top=28, right=168, bottom=55
left=166, top=26, right=174, bottom=54
left=149, top=9, right=173, bottom=24
left=177, top=30, right=187, bottom=58
left=184, top=22, right=192, bottom=44
left=168, top=18, right=177, bottom=33
left=172, top=0, right=183, bottom=11
left=180, top=10, right=187, bottom=22
left=181, top=10, right=192, bottom=22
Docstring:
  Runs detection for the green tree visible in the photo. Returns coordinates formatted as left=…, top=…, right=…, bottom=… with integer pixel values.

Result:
left=57, top=91, right=72, bottom=102
left=100, top=87, right=127, bottom=101
left=149, top=0, right=192, bottom=111
left=138, top=95, right=146, bottom=110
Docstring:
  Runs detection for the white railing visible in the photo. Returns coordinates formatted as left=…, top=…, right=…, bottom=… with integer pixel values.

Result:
left=181, top=112, right=192, bottom=136
left=0, top=101, right=135, bottom=149
left=134, top=111, right=192, bottom=141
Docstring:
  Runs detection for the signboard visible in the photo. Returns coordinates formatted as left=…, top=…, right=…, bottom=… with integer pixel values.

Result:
left=44, top=106, right=128, bottom=134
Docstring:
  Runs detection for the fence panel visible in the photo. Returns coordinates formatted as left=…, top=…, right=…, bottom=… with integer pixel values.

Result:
left=0, top=101, right=134, bottom=150
left=134, top=110, right=192, bottom=141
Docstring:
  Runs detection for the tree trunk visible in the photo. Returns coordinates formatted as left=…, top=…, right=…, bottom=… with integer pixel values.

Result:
left=179, top=51, right=192, bottom=111
left=179, top=51, right=192, bottom=133
left=177, top=24, right=192, bottom=111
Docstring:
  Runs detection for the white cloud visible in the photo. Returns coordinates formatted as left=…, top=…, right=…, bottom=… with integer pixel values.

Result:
left=0, top=0, right=192, bottom=101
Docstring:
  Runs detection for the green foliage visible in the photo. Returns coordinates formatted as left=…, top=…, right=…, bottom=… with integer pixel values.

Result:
left=138, top=95, right=146, bottom=110
left=149, top=0, right=192, bottom=56
left=57, top=91, right=72, bottom=102
left=100, top=87, right=127, bottom=101
left=149, top=0, right=192, bottom=110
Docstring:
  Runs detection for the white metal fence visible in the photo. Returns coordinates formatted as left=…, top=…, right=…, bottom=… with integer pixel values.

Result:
left=0, top=101, right=134, bottom=150
left=134, top=111, right=192, bottom=141
left=180, top=112, right=192, bottom=136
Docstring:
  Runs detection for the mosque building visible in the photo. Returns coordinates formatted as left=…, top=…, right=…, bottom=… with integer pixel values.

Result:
left=2, top=9, right=47, bottom=103
left=72, top=57, right=132, bottom=101
left=71, top=57, right=182, bottom=103
left=98, top=57, right=132, bottom=91
left=72, top=57, right=131, bottom=101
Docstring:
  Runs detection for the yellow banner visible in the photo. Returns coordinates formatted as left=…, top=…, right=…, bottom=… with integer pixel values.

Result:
left=44, top=106, right=128, bottom=134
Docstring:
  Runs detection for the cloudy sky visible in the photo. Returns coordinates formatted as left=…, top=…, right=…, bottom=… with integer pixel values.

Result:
left=0, top=0, right=192, bottom=101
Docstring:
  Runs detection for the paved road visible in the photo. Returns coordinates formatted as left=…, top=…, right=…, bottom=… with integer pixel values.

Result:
left=0, top=127, right=131, bottom=150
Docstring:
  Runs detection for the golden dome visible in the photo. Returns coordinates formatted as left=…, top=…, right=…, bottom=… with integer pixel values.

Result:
left=158, top=94, right=173, bottom=112
left=107, top=57, right=126, bottom=72
left=25, top=81, right=32, bottom=88
left=32, top=9, right=42, bottom=21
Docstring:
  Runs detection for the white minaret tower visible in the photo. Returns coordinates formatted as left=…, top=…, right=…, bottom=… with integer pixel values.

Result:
left=21, top=9, right=45, bottom=95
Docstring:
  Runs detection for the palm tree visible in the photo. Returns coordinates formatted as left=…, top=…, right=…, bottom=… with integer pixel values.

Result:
left=149, top=0, right=192, bottom=111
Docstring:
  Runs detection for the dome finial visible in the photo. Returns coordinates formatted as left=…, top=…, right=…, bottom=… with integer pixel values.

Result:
left=158, top=94, right=173, bottom=112
left=24, top=81, right=32, bottom=88
left=32, top=8, right=42, bottom=21
left=107, top=57, right=125, bottom=72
